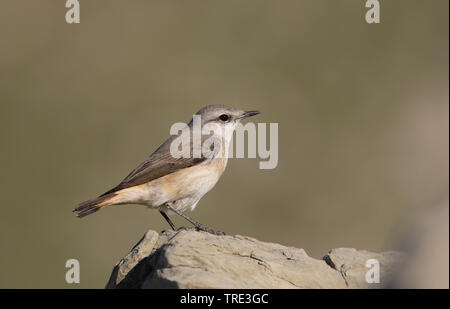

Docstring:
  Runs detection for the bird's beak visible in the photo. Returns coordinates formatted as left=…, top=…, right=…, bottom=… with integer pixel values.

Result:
left=240, top=110, right=260, bottom=119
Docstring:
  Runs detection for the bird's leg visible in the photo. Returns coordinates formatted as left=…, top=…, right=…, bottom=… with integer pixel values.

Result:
left=159, top=210, right=177, bottom=231
left=165, top=204, right=225, bottom=235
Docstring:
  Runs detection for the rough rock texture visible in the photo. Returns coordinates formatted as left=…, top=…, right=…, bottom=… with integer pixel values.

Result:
left=323, top=248, right=403, bottom=288
left=106, top=229, right=404, bottom=289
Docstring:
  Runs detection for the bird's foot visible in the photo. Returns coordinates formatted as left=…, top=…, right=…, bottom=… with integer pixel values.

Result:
left=194, top=225, right=226, bottom=236
left=176, top=226, right=196, bottom=232
left=161, top=227, right=195, bottom=235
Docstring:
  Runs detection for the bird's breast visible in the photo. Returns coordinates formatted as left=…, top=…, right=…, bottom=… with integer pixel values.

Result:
left=121, top=156, right=227, bottom=208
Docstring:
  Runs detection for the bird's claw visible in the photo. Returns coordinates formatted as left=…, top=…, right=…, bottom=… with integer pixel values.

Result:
left=176, top=226, right=195, bottom=232
left=195, top=225, right=226, bottom=235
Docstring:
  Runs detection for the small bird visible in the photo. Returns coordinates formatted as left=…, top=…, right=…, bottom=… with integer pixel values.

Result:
left=73, top=105, right=260, bottom=234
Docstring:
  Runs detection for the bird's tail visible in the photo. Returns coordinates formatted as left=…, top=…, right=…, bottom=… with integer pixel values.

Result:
left=73, top=193, right=118, bottom=218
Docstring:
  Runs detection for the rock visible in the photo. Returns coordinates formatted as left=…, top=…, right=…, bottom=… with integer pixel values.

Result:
left=106, top=230, right=160, bottom=289
left=323, top=248, right=404, bottom=288
left=106, top=229, right=404, bottom=289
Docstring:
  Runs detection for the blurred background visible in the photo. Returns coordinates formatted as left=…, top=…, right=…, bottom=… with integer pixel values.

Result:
left=0, top=0, right=448, bottom=288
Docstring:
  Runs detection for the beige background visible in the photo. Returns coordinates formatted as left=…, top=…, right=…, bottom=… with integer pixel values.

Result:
left=0, top=0, right=448, bottom=288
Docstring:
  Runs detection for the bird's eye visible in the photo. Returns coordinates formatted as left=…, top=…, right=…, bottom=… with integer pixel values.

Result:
left=219, top=114, right=230, bottom=122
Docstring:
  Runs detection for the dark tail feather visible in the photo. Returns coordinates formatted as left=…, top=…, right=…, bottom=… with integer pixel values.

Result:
left=73, top=193, right=117, bottom=218
left=75, top=205, right=101, bottom=218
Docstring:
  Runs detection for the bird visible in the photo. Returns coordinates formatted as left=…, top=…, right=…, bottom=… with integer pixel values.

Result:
left=73, top=105, right=260, bottom=234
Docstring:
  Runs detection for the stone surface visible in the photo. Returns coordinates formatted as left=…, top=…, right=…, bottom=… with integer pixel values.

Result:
left=106, top=229, right=404, bottom=289
left=323, top=248, right=404, bottom=288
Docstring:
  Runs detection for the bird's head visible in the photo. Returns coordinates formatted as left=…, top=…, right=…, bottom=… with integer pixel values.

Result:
left=192, top=104, right=260, bottom=131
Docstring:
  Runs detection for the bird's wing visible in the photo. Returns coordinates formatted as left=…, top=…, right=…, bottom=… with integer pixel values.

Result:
left=101, top=132, right=219, bottom=195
